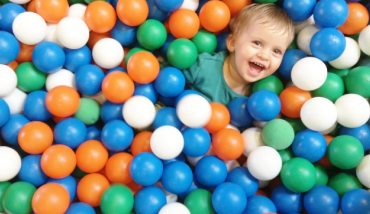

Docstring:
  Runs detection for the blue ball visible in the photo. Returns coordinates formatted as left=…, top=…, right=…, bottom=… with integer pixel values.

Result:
left=341, top=189, right=370, bottom=214
left=101, top=120, right=134, bottom=152
left=174, top=89, right=201, bottom=107
left=0, top=98, right=10, bottom=127
left=111, top=19, right=137, bottom=46
left=65, top=202, right=96, bottom=214
left=106, top=67, right=127, bottom=75
left=18, top=155, right=49, bottom=187
left=154, top=67, right=185, bottom=97
left=153, top=107, right=183, bottom=130
left=162, top=153, right=186, bottom=166
left=292, top=129, right=327, bottom=162
left=226, top=167, right=259, bottom=198
left=1, top=114, right=30, bottom=146
left=182, top=127, right=211, bottom=157
left=161, top=161, right=193, bottom=194
left=54, top=118, right=87, bottom=149
left=161, top=33, right=176, bottom=58
left=212, top=182, right=247, bottom=214
left=158, top=95, right=176, bottom=107
left=134, top=82, right=159, bottom=104
left=86, top=125, right=101, bottom=141
left=147, top=0, right=170, bottom=22
left=32, top=41, right=65, bottom=73
left=0, top=31, right=20, bottom=64
left=303, top=185, right=340, bottom=214
left=340, top=124, right=370, bottom=151
left=24, top=90, right=52, bottom=121
left=283, top=0, right=316, bottom=22
left=134, top=186, right=166, bottom=214
left=0, top=3, right=25, bottom=33
left=155, top=0, right=184, bottom=12
left=47, top=175, right=77, bottom=203
left=216, top=33, right=229, bottom=52
left=247, top=90, right=281, bottom=121
left=130, top=152, right=163, bottom=186
left=313, top=0, right=349, bottom=28
left=64, top=46, right=92, bottom=73
left=243, top=195, right=277, bottom=214
left=178, top=174, right=205, bottom=200
left=100, top=100, right=124, bottom=124
left=310, top=28, right=346, bottom=62
left=110, top=0, right=119, bottom=9
left=227, top=97, right=253, bottom=127
left=278, top=49, right=307, bottom=80
left=75, top=64, right=105, bottom=96
left=195, top=155, right=227, bottom=188
left=271, top=184, right=304, bottom=213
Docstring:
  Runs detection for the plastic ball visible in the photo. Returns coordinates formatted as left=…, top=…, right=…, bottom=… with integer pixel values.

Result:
left=279, top=86, right=311, bottom=118
left=16, top=62, right=46, bottom=93
left=84, top=1, right=116, bottom=33
left=227, top=97, right=253, bottom=127
left=67, top=3, right=87, bottom=20
left=169, top=9, right=200, bottom=39
left=47, top=175, right=77, bottom=203
left=180, top=127, right=210, bottom=157
left=262, top=119, right=294, bottom=150
left=292, top=129, right=327, bottom=162
left=75, top=64, right=104, bottom=96
left=75, top=98, right=101, bottom=123
left=2, top=182, right=36, bottom=214
left=216, top=33, right=229, bottom=52
left=46, top=69, right=75, bottom=91
left=32, top=183, right=70, bottom=214
left=127, top=51, right=160, bottom=84
left=300, top=97, right=337, bottom=132
left=154, top=67, right=185, bottom=97
left=100, top=184, right=134, bottom=214
left=184, top=189, right=215, bottom=214
left=212, top=128, right=244, bottom=161
left=241, top=127, right=266, bottom=157
left=328, top=135, right=364, bottom=169
left=44, top=24, right=64, bottom=48
left=345, top=66, right=370, bottom=98
left=291, top=57, right=327, bottom=91
left=203, top=103, right=229, bottom=133
left=341, top=123, right=370, bottom=152
left=335, top=94, right=370, bottom=128
left=134, top=82, right=159, bottom=104
left=0, top=146, right=22, bottom=182
left=221, top=0, right=250, bottom=16
left=212, top=182, right=247, bottom=214
left=243, top=195, right=276, bottom=214
left=111, top=19, right=137, bottom=46
left=303, top=185, right=340, bottom=214
left=35, top=0, right=68, bottom=24
left=32, top=41, right=65, bottom=74
left=3, top=87, right=27, bottom=115
left=297, top=24, right=321, bottom=55
left=76, top=140, right=108, bottom=173
left=16, top=42, right=35, bottom=63
left=159, top=202, right=190, bottom=214
left=86, top=125, right=101, bottom=141
left=281, top=157, right=316, bottom=193
left=40, top=144, right=76, bottom=179
left=195, top=156, right=227, bottom=188
left=226, top=166, right=258, bottom=198
left=329, top=37, right=361, bottom=69
left=105, top=152, right=133, bottom=184
left=45, top=86, right=80, bottom=117
left=1, top=114, right=30, bottom=146
left=130, top=152, right=163, bottom=186
left=252, top=75, right=284, bottom=96
left=0, top=3, right=26, bottom=33
left=199, top=1, right=230, bottom=32
left=167, top=38, right=198, bottom=69
left=146, top=0, right=170, bottom=22
left=313, top=0, right=348, bottom=28
left=116, top=0, right=149, bottom=26
left=122, top=95, right=156, bottom=129
left=247, top=89, right=281, bottom=121
left=0, top=31, right=20, bottom=64
left=56, top=17, right=89, bottom=49
left=283, top=0, right=315, bottom=22
left=150, top=125, right=184, bottom=160
left=341, top=189, right=370, bottom=214
left=247, top=146, right=282, bottom=181
left=328, top=173, right=362, bottom=198
left=131, top=131, right=153, bottom=156
left=137, top=19, right=167, bottom=50
left=65, top=202, right=95, bottom=214
left=359, top=25, right=370, bottom=56
left=153, top=107, right=183, bottom=130
left=93, top=38, right=124, bottom=69
left=312, top=72, right=344, bottom=103
left=100, top=100, right=124, bottom=123
left=0, top=98, right=10, bottom=127
left=102, top=71, right=134, bottom=104
left=101, top=120, right=134, bottom=151
left=18, top=121, right=53, bottom=154
left=338, top=2, right=369, bottom=36
left=12, top=12, right=47, bottom=45
left=356, top=155, right=370, bottom=188
left=77, top=173, right=110, bottom=207
left=162, top=161, right=193, bottom=194
left=0, top=65, right=18, bottom=97
left=176, top=94, right=211, bottom=128
left=271, top=184, right=304, bottom=214
left=54, top=117, right=86, bottom=149
left=310, top=28, right=346, bottom=62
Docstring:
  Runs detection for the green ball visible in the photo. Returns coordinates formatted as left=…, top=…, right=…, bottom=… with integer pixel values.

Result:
left=191, top=29, right=217, bottom=54
left=74, top=98, right=100, bottom=125
left=69, top=0, right=86, bottom=4
left=345, top=66, right=370, bottom=98
left=312, top=72, right=344, bottom=102
left=328, top=135, right=364, bottom=169
left=313, top=163, right=328, bottom=186
left=287, top=37, right=298, bottom=50
left=328, top=67, right=350, bottom=80
left=282, top=116, right=306, bottom=134
left=278, top=147, right=295, bottom=164
left=2, top=182, right=36, bottom=214
left=185, top=189, right=216, bottom=214
left=125, top=47, right=151, bottom=66
left=262, top=119, right=295, bottom=150
left=252, top=75, right=284, bottom=96
left=16, top=62, right=47, bottom=93
left=0, top=182, right=11, bottom=213
left=280, top=157, right=316, bottom=193
left=167, top=38, right=198, bottom=69
left=84, top=0, right=107, bottom=4
left=137, top=19, right=167, bottom=50
left=0, top=0, right=10, bottom=4
left=328, top=173, right=362, bottom=198
left=100, top=184, right=134, bottom=214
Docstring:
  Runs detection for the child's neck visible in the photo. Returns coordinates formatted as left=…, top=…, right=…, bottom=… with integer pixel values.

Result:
left=223, top=55, right=250, bottom=96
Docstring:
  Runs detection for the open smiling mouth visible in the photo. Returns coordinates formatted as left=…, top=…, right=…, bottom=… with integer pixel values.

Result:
left=248, top=62, right=265, bottom=76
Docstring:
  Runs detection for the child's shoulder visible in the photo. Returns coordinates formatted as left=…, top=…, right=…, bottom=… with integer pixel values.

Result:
left=198, top=51, right=229, bottom=63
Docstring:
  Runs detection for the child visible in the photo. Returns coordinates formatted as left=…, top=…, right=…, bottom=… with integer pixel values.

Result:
left=178, top=3, right=295, bottom=105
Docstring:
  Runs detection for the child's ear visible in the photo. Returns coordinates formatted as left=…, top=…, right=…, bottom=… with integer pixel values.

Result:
left=226, top=34, right=236, bottom=52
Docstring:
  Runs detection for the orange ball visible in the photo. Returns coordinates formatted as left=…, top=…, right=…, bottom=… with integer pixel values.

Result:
left=27, top=0, right=37, bottom=13
left=212, top=128, right=244, bottom=161
left=45, top=86, right=80, bottom=117
left=88, top=31, right=112, bottom=50
left=41, top=145, right=76, bottom=179
left=116, top=0, right=149, bottom=26
left=77, top=173, right=110, bottom=207
left=102, top=71, right=135, bottom=103
left=105, top=152, right=133, bottom=184
left=169, top=9, right=200, bottom=39
left=6, top=61, right=18, bottom=71
left=199, top=1, right=231, bottom=32
left=18, top=121, right=53, bottom=154
left=318, top=135, right=334, bottom=167
left=35, top=0, right=69, bottom=24
left=85, top=1, right=117, bottom=33
left=130, top=131, right=153, bottom=156
left=16, top=42, right=35, bottom=63
left=222, top=0, right=251, bottom=16
left=204, top=102, right=230, bottom=134
left=126, top=180, right=144, bottom=195
left=279, top=86, right=312, bottom=118
left=76, top=140, right=109, bottom=173
left=127, top=51, right=160, bottom=84
left=255, top=189, right=268, bottom=197
left=32, top=183, right=70, bottom=214
left=338, top=3, right=369, bottom=35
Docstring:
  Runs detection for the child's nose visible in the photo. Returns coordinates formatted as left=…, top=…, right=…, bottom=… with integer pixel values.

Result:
left=257, top=50, right=269, bottom=61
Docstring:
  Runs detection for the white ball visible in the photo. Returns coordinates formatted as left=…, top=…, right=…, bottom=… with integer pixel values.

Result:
left=247, top=146, right=282, bottom=181
left=44, top=24, right=64, bottom=48
left=294, top=15, right=315, bottom=35
left=329, top=37, right=361, bottom=69
left=186, top=146, right=215, bottom=167
left=225, top=160, right=240, bottom=172
left=176, top=94, right=212, bottom=128
left=9, top=0, right=31, bottom=4
left=359, top=25, right=370, bottom=56
left=12, top=12, right=47, bottom=45
left=122, top=95, right=156, bottom=129
left=241, top=127, right=266, bottom=157
left=297, top=24, right=321, bottom=55
left=335, top=94, right=370, bottom=128
left=3, top=88, right=27, bottom=115
left=46, top=69, right=76, bottom=91
left=0, top=65, right=17, bottom=98
left=319, top=122, right=337, bottom=135
left=56, top=17, right=89, bottom=50
left=93, top=38, right=124, bottom=69
left=291, top=57, right=327, bottom=91
left=154, top=182, right=178, bottom=203
left=180, top=0, right=199, bottom=11
left=82, top=91, right=107, bottom=105
left=150, top=125, right=184, bottom=160
left=300, top=97, right=337, bottom=132
left=159, top=202, right=190, bottom=214
left=356, top=155, right=370, bottom=188
left=0, top=146, right=22, bottom=182
left=68, top=3, right=87, bottom=21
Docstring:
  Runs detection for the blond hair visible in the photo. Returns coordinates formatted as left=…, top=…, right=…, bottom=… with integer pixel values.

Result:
left=231, top=3, right=295, bottom=46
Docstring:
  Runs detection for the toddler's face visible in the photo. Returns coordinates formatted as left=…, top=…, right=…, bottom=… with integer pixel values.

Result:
left=228, top=21, right=291, bottom=83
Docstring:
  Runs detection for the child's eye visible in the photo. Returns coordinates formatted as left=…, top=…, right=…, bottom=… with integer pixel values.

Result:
left=274, top=49, right=282, bottom=54
left=253, top=41, right=261, bottom=46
